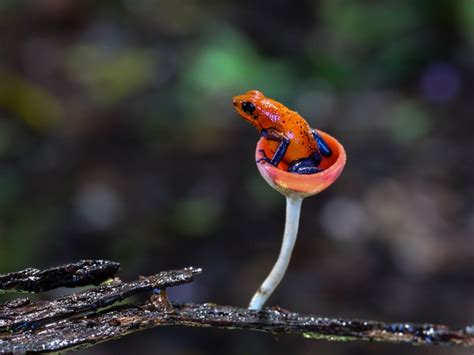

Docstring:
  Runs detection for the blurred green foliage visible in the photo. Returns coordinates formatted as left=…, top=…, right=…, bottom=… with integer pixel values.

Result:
left=66, top=45, right=155, bottom=105
left=0, top=69, right=62, bottom=129
left=387, top=100, right=431, bottom=144
left=184, top=28, right=295, bottom=98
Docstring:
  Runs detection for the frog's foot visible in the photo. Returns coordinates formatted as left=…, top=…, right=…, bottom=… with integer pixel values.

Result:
left=287, top=155, right=322, bottom=174
left=256, top=149, right=271, bottom=164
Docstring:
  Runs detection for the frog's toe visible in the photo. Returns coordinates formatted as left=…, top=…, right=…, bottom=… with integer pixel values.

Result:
left=257, top=157, right=271, bottom=164
left=256, top=149, right=271, bottom=164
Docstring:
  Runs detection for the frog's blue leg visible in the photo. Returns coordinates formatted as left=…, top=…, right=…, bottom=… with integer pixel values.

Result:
left=260, top=129, right=290, bottom=166
left=288, top=158, right=322, bottom=174
left=312, top=129, right=332, bottom=157
left=270, top=140, right=289, bottom=166
left=288, top=151, right=322, bottom=174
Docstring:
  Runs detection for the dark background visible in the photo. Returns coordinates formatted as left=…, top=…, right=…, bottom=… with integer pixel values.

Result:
left=0, top=0, right=473, bottom=354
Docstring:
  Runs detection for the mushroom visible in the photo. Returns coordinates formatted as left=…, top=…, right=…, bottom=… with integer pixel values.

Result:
left=248, top=130, right=346, bottom=310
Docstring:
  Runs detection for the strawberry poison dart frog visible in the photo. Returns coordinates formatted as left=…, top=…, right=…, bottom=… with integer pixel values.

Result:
left=233, top=90, right=332, bottom=174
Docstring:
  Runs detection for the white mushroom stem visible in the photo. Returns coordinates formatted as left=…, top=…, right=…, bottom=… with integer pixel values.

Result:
left=248, top=195, right=303, bottom=310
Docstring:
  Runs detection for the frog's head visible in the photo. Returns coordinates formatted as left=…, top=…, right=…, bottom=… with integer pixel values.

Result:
left=233, top=90, right=268, bottom=130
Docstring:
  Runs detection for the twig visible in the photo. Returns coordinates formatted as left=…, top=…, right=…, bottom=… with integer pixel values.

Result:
left=0, top=267, right=200, bottom=333
left=0, top=260, right=120, bottom=293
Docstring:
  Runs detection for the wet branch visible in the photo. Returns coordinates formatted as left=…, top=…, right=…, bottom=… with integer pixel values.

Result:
left=0, top=261, right=473, bottom=354
left=0, top=260, right=120, bottom=293
left=0, top=266, right=201, bottom=333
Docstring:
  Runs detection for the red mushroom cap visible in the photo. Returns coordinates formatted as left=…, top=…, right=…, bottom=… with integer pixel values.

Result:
left=255, top=130, right=346, bottom=198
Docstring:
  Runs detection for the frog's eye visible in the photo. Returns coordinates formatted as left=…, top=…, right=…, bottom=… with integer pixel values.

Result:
left=242, top=101, right=256, bottom=115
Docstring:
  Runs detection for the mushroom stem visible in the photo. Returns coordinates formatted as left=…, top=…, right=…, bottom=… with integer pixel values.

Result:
left=249, top=195, right=303, bottom=310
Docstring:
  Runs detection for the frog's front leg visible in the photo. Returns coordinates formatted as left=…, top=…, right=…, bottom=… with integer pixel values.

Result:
left=259, top=128, right=290, bottom=166
left=312, top=129, right=332, bottom=157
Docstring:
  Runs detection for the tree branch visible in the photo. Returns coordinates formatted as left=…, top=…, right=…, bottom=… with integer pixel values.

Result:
left=0, top=267, right=201, bottom=333
left=0, top=261, right=472, bottom=354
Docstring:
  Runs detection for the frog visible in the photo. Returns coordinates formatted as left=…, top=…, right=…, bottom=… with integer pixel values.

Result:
left=233, top=90, right=332, bottom=174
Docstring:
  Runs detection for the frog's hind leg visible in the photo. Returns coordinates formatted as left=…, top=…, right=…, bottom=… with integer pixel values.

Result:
left=287, top=153, right=322, bottom=174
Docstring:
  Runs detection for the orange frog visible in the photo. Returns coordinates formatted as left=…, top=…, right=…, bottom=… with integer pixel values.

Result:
left=233, top=90, right=332, bottom=174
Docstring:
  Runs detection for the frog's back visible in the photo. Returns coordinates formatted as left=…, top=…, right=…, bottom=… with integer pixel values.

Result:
left=268, top=108, right=317, bottom=163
